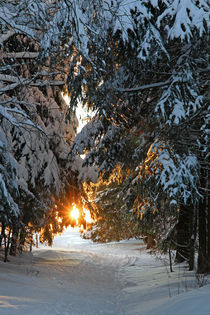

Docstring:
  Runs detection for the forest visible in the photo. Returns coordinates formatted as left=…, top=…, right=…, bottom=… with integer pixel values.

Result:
left=0, top=0, right=209, bottom=274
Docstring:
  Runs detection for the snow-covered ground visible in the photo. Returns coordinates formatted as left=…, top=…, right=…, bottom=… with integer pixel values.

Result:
left=0, top=228, right=209, bottom=315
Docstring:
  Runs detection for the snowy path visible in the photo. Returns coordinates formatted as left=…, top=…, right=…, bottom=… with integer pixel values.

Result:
left=0, top=248, right=124, bottom=315
left=0, top=230, right=210, bottom=315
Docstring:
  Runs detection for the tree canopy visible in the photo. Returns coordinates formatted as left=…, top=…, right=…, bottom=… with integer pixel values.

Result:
left=0, top=0, right=209, bottom=272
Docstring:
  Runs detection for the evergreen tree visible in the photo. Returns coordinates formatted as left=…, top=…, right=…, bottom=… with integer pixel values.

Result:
left=69, top=1, right=209, bottom=272
left=0, top=0, right=209, bottom=272
left=0, top=0, right=79, bottom=255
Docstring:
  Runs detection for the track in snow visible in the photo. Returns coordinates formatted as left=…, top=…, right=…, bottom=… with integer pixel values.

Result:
left=0, top=231, right=200, bottom=315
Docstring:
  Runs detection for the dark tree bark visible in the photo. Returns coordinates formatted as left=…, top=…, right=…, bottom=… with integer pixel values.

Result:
left=197, top=196, right=207, bottom=273
left=169, top=248, right=173, bottom=272
left=18, top=228, right=26, bottom=253
left=9, top=226, right=18, bottom=256
left=174, top=204, right=191, bottom=264
left=144, top=234, right=156, bottom=249
left=0, top=222, right=6, bottom=248
left=197, top=166, right=208, bottom=274
left=207, top=186, right=210, bottom=272
left=189, top=206, right=197, bottom=271
left=4, top=228, right=11, bottom=262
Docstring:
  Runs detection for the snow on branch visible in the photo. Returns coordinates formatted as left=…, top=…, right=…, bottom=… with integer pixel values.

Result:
left=0, top=105, right=43, bottom=132
left=0, top=5, right=36, bottom=40
left=0, top=174, right=19, bottom=217
left=0, top=52, right=39, bottom=59
left=70, top=118, right=103, bottom=156
left=144, top=140, right=201, bottom=204
left=0, top=77, right=65, bottom=93
left=0, top=30, right=16, bottom=44
left=116, top=65, right=208, bottom=94
left=116, top=79, right=172, bottom=93
left=155, top=65, right=203, bottom=125
left=157, top=0, right=209, bottom=41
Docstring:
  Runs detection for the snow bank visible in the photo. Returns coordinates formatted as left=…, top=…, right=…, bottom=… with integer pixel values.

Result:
left=0, top=229, right=209, bottom=315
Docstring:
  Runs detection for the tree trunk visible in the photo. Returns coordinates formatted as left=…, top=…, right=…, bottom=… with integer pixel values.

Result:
left=35, top=233, right=38, bottom=248
left=144, top=234, right=156, bottom=249
left=4, top=228, right=11, bottom=262
left=197, top=166, right=208, bottom=274
left=174, top=204, right=190, bottom=264
left=169, top=248, right=173, bottom=272
left=206, top=168, right=210, bottom=272
left=9, top=226, right=18, bottom=256
left=207, top=189, right=210, bottom=272
left=30, top=233, right=33, bottom=253
left=197, top=196, right=207, bottom=273
left=189, top=206, right=197, bottom=271
left=18, top=228, right=26, bottom=253
left=0, top=222, right=6, bottom=248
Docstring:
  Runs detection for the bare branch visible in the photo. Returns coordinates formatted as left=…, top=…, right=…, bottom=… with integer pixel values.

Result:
left=116, top=79, right=172, bottom=93
left=0, top=30, right=16, bottom=44
left=0, top=78, right=65, bottom=93
left=0, top=72, right=63, bottom=83
left=32, top=80, right=65, bottom=87
left=0, top=74, right=20, bottom=83
left=116, top=67, right=209, bottom=93
left=0, top=52, right=39, bottom=59
left=0, top=104, right=44, bottom=134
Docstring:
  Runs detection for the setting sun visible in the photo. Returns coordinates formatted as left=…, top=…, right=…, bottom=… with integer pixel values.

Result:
left=69, top=204, right=93, bottom=228
left=70, top=205, right=80, bottom=221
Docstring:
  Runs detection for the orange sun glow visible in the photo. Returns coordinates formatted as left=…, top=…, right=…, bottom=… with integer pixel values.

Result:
left=70, top=205, right=80, bottom=221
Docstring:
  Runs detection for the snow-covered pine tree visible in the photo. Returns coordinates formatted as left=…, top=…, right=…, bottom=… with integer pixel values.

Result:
left=0, top=0, right=79, bottom=255
left=68, top=1, right=209, bottom=272
left=82, top=164, right=143, bottom=243
left=1, top=0, right=209, bottom=271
